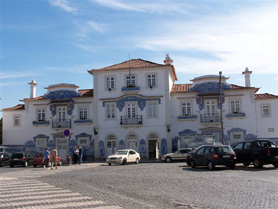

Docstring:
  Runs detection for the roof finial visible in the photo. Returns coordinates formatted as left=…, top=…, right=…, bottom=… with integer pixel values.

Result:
left=164, top=54, right=173, bottom=65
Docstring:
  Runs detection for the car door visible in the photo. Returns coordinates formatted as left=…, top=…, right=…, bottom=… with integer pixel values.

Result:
left=193, top=147, right=206, bottom=166
left=242, top=142, right=252, bottom=162
left=127, top=150, right=136, bottom=162
left=233, top=143, right=244, bottom=163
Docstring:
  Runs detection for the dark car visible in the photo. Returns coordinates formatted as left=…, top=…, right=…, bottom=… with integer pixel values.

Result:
left=10, top=152, right=34, bottom=167
left=0, top=152, right=12, bottom=167
left=190, top=145, right=237, bottom=170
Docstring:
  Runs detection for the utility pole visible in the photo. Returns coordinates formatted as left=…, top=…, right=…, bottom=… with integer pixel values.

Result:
left=219, top=71, right=224, bottom=144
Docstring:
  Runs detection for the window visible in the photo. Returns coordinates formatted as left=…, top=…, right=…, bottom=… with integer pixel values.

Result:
left=106, top=103, right=115, bottom=119
left=230, top=100, right=241, bottom=113
left=126, top=75, right=136, bottom=87
left=261, top=104, right=270, bottom=117
left=147, top=74, right=156, bottom=87
left=234, top=143, right=243, bottom=150
left=79, top=107, right=88, bottom=120
left=37, top=108, right=46, bottom=121
left=78, top=137, right=89, bottom=146
left=36, top=138, right=47, bottom=151
left=13, top=115, right=21, bottom=126
left=181, top=102, right=192, bottom=116
left=147, top=101, right=157, bottom=118
left=230, top=132, right=243, bottom=144
left=106, top=76, right=115, bottom=90
left=196, top=147, right=205, bottom=155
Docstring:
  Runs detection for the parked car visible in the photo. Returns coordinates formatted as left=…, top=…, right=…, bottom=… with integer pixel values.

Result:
left=106, top=149, right=140, bottom=165
left=161, top=148, right=192, bottom=163
left=33, top=152, right=63, bottom=167
left=190, top=145, right=237, bottom=170
left=10, top=152, right=34, bottom=167
left=186, top=149, right=198, bottom=166
left=0, top=152, right=12, bottom=167
left=233, top=140, right=278, bottom=168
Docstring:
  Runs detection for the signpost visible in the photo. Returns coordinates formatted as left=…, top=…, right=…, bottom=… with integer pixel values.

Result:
left=63, top=129, right=70, bottom=138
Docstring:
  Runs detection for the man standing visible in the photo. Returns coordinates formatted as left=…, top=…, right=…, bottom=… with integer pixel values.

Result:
left=50, top=147, right=58, bottom=170
left=78, top=145, right=83, bottom=164
left=43, top=147, right=50, bottom=169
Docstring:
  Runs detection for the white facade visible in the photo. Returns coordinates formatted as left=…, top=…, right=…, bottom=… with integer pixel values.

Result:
left=2, top=56, right=278, bottom=160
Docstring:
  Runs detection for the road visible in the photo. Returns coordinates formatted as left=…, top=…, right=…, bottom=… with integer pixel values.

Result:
left=0, top=162, right=278, bottom=209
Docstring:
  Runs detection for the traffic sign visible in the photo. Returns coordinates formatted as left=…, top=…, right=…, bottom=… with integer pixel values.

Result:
left=63, top=129, right=70, bottom=137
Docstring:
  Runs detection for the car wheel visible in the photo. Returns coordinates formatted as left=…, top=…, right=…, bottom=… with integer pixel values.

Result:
left=34, top=164, right=37, bottom=167
left=191, top=160, right=195, bottom=168
left=122, top=159, right=127, bottom=165
left=10, top=164, right=14, bottom=168
left=243, top=162, right=250, bottom=167
left=108, top=163, right=111, bottom=166
left=208, top=161, right=215, bottom=170
left=135, top=158, right=139, bottom=164
left=253, top=157, right=263, bottom=168
left=272, top=163, right=278, bottom=168
left=165, top=157, right=172, bottom=163
left=24, top=161, right=28, bottom=167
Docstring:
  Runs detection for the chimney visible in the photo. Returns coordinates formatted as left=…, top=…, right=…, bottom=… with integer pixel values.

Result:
left=242, top=67, right=252, bottom=87
left=28, top=79, right=37, bottom=98
left=164, top=54, right=173, bottom=65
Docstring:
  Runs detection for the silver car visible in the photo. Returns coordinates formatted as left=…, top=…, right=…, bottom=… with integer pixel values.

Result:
left=106, top=149, right=140, bottom=165
left=161, top=148, right=192, bottom=163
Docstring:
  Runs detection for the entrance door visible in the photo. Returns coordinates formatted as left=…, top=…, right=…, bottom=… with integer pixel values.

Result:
left=107, top=140, right=117, bottom=156
left=149, top=140, right=159, bottom=159
left=127, top=134, right=138, bottom=152
left=57, top=138, right=68, bottom=160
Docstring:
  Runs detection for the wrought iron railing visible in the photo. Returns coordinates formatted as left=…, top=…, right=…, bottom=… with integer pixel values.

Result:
left=52, top=119, right=71, bottom=128
left=120, top=115, right=142, bottom=125
left=200, top=114, right=221, bottom=123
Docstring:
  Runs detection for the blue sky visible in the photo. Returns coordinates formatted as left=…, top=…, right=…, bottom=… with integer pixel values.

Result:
left=1, top=0, right=278, bottom=116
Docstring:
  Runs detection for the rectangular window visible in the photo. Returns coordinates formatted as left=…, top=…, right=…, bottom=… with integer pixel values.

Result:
left=230, top=100, right=241, bottom=113
left=126, top=75, right=136, bottom=87
left=106, top=103, right=115, bottom=119
left=36, top=138, right=47, bottom=151
left=79, top=107, right=88, bottom=120
left=13, top=115, right=21, bottom=126
left=78, top=137, right=89, bottom=146
left=181, top=102, right=192, bottom=116
left=37, top=109, right=46, bottom=121
left=147, top=74, right=156, bottom=87
left=106, top=76, right=115, bottom=90
left=261, top=104, right=270, bottom=117
left=148, top=102, right=157, bottom=117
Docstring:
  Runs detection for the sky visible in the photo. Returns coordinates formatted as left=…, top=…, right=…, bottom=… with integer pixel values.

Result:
left=1, top=0, right=278, bottom=117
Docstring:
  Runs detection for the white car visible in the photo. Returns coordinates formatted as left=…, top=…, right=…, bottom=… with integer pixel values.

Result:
left=106, top=149, right=140, bottom=165
left=161, top=148, right=192, bottom=163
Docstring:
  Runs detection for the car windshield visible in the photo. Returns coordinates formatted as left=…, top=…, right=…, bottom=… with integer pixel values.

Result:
left=115, top=151, right=128, bottom=155
left=217, top=147, right=234, bottom=155
left=12, top=153, right=23, bottom=158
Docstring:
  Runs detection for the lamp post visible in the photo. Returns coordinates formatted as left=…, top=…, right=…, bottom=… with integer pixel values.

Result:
left=219, top=71, right=224, bottom=144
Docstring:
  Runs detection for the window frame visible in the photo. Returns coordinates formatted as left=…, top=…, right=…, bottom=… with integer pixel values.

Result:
left=79, top=106, right=88, bottom=120
left=146, top=73, right=157, bottom=88
left=13, top=115, right=21, bottom=127
left=261, top=103, right=271, bottom=117
left=147, top=101, right=158, bottom=118
left=105, top=103, right=116, bottom=120
left=105, top=75, right=116, bottom=91
left=36, top=108, right=46, bottom=121
left=126, top=74, right=136, bottom=87
left=229, top=99, right=242, bottom=114
left=180, top=101, right=192, bottom=116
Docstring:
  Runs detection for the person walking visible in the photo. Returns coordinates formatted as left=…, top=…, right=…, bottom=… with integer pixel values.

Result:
left=50, top=147, right=58, bottom=170
left=73, top=148, right=79, bottom=164
left=78, top=145, right=83, bottom=164
left=43, top=147, right=50, bottom=169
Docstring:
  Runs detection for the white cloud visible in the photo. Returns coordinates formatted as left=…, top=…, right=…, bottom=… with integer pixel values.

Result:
left=74, top=21, right=106, bottom=39
left=49, top=0, right=78, bottom=14
left=0, top=72, right=43, bottom=79
left=44, top=65, right=90, bottom=74
left=134, top=4, right=278, bottom=75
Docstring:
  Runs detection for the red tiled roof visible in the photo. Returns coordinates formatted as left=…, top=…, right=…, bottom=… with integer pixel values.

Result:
left=171, top=84, right=192, bottom=93
left=255, top=93, right=278, bottom=100
left=23, top=96, right=44, bottom=101
left=78, top=89, right=94, bottom=97
left=89, top=59, right=165, bottom=71
left=230, top=84, right=260, bottom=92
left=2, top=104, right=25, bottom=111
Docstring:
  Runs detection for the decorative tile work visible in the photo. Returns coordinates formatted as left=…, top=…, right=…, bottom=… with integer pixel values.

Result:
left=226, top=113, right=246, bottom=118
left=74, top=119, right=93, bottom=124
left=177, top=115, right=198, bottom=120
left=189, top=82, right=231, bottom=94
left=44, top=90, right=81, bottom=101
left=139, top=139, right=146, bottom=157
left=172, top=137, right=179, bottom=152
left=32, top=121, right=50, bottom=125
left=99, top=140, right=105, bottom=158
left=121, top=87, right=140, bottom=91
left=178, top=129, right=197, bottom=136
left=119, top=139, right=125, bottom=149
left=227, top=127, right=247, bottom=140
left=49, top=102, right=75, bottom=116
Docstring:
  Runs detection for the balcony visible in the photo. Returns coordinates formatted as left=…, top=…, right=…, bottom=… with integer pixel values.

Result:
left=200, top=114, right=221, bottom=123
left=121, top=85, right=140, bottom=92
left=120, top=115, right=142, bottom=126
left=52, top=119, right=71, bottom=128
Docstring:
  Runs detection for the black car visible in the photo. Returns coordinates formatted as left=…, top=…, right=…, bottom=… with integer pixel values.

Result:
left=10, top=152, right=34, bottom=167
left=0, top=152, right=12, bottom=167
left=190, top=145, right=237, bottom=170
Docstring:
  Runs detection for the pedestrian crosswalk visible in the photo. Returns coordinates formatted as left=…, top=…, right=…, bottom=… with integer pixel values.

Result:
left=0, top=178, right=122, bottom=209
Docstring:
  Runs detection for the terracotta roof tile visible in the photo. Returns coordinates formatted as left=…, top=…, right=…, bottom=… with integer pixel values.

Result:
left=2, top=104, right=25, bottom=111
left=171, top=84, right=192, bottom=93
left=255, top=93, right=278, bottom=100
left=78, top=89, right=94, bottom=97
left=89, top=59, right=165, bottom=72
left=230, top=84, right=259, bottom=92
left=23, top=96, right=44, bottom=101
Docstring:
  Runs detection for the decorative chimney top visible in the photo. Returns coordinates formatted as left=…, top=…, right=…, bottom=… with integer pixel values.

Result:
left=28, top=79, right=38, bottom=98
left=164, top=54, right=173, bottom=65
left=242, top=67, right=252, bottom=87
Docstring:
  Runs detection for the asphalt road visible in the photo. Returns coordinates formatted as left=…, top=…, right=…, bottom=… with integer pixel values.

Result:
left=1, top=162, right=278, bottom=209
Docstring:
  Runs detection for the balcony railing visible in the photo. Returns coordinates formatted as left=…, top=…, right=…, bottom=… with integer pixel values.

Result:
left=200, top=114, right=221, bottom=123
left=120, top=115, right=142, bottom=126
left=52, top=119, right=71, bottom=128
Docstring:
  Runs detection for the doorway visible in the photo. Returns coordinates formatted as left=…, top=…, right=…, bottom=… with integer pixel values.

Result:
left=149, top=140, right=159, bottom=159
left=57, top=138, right=68, bottom=160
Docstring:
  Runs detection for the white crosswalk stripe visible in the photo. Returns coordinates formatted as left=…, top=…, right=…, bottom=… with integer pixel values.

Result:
left=0, top=179, right=122, bottom=209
